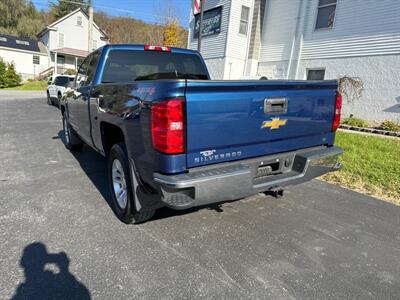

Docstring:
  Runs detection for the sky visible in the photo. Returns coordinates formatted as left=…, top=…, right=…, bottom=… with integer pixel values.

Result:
left=31, top=0, right=193, bottom=27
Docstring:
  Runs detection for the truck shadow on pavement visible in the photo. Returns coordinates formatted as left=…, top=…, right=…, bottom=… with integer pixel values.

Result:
left=11, top=242, right=91, bottom=300
left=57, top=131, right=225, bottom=222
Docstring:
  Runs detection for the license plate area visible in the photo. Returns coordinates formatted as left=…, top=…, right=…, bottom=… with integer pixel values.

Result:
left=253, top=155, right=294, bottom=182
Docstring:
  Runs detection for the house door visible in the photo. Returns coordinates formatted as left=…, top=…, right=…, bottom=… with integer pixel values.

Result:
left=57, top=55, right=65, bottom=74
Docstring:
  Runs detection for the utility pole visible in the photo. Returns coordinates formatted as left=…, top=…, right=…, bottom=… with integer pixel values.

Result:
left=197, top=0, right=204, bottom=52
left=88, top=0, right=93, bottom=52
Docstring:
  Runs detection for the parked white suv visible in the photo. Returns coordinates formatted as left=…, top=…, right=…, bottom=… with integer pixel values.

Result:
left=47, top=75, right=75, bottom=108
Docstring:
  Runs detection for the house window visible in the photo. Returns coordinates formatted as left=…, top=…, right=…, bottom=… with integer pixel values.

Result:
left=239, top=6, right=250, bottom=35
left=307, top=69, right=325, bottom=80
left=77, top=15, right=82, bottom=26
left=33, top=55, right=40, bottom=65
left=92, top=39, right=97, bottom=50
left=16, top=40, right=29, bottom=45
left=58, top=32, right=65, bottom=47
left=0, top=37, right=7, bottom=42
left=315, top=0, right=337, bottom=30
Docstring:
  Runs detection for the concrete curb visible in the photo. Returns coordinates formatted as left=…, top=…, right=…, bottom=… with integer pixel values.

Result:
left=339, top=124, right=400, bottom=138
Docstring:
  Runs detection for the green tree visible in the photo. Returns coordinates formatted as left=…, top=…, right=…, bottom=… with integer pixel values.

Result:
left=0, top=0, right=46, bottom=38
left=163, top=19, right=179, bottom=47
left=49, top=0, right=89, bottom=21
left=0, top=58, right=7, bottom=88
left=3, top=62, right=22, bottom=87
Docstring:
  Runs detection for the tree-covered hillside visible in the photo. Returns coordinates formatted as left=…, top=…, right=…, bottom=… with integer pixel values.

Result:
left=0, top=0, right=187, bottom=47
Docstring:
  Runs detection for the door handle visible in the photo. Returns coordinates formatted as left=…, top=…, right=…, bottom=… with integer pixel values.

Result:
left=264, top=98, right=288, bottom=114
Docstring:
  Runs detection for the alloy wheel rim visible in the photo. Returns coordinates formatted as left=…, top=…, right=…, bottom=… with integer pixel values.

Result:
left=112, top=159, right=128, bottom=209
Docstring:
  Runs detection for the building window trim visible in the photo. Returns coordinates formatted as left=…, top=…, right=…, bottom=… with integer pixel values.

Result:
left=92, top=39, right=97, bottom=51
left=33, top=55, right=40, bottom=65
left=76, top=15, right=83, bottom=26
left=16, top=40, right=30, bottom=46
left=314, top=0, right=337, bottom=31
left=58, top=32, right=65, bottom=48
left=306, top=68, right=326, bottom=80
left=239, top=5, right=250, bottom=36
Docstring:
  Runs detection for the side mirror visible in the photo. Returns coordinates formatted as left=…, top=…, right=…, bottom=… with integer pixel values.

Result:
left=47, top=80, right=52, bottom=85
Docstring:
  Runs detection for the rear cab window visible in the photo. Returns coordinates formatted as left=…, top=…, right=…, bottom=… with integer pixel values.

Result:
left=101, top=50, right=209, bottom=83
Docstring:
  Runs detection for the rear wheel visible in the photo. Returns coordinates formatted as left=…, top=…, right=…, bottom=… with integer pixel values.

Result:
left=57, top=93, right=62, bottom=109
left=47, top=91, right=51, bottom=105
left=62, top=112, right=83, bottom=151
left=108, top=143, right=155, bottom=224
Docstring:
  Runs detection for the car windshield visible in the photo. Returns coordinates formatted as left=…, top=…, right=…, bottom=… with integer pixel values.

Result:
left=56, top=76, right=73, bottom=87
left=101, top=50, right=209, bottom=83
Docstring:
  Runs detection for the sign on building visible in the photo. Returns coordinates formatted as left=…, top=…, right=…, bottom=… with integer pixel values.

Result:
left=194, top=6, right=222, bottom=38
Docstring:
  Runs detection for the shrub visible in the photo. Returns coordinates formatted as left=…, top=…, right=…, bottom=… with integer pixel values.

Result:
left=0, top=58, right=22, bottom=88
left=380, top=120, right=400, bottom=132
left=338, top=76, right=364, bottom=103
left=0, top=58, right=6, bottom=88
left=341, top=116, right=369, bottom=128
left=3, top=62, right=22, bottom=87
left=64, top=68, right=76, bottom=75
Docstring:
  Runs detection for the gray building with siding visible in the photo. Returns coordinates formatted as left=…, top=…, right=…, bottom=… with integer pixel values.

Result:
left=188, top=0, right=400, bottom=122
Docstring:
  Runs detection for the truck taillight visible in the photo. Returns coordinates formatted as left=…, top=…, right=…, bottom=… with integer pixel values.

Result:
left=144, top=45, right=171, bottom=52
left=151, top=98, right=185, bottom=154
left=332, top=92, right=342, bottom=132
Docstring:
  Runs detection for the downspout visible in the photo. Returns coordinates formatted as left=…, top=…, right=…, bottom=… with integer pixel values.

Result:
left=294, top=0, right=309, bottom=79
left=286, top=36, right=296, bottom=79
left=243, top=0, right=255, bottom=77
left=223, top=1, right=233, bottom=79
left=286, top=0, right=304, bottom=79
left=54, top=52, right=58, bottom=75
left=257, top=0, right=269, bottom=77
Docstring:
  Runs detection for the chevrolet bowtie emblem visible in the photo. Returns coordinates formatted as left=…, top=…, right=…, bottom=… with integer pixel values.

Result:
left=261, top=118, right=288, bottom=130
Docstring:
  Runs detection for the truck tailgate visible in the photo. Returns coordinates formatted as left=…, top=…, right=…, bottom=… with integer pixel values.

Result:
left=185, top=80, right=338, bottom=168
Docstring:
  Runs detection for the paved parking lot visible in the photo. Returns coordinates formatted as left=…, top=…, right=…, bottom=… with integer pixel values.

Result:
left=1, top=91, right=400, bottom=299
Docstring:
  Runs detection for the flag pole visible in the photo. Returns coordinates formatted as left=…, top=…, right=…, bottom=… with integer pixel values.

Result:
left=197, top=0, right=204, bottom=52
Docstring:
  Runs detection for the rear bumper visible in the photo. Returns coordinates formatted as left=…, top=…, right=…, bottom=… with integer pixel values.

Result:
left=154, top=146, right=343, bottom=209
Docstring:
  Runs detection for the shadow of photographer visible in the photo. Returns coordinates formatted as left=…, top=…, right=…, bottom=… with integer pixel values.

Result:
left=12, top=242, right=91, bottom=300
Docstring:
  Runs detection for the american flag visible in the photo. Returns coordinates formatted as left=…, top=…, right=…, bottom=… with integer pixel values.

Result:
left=193, top=0, right=202, bottom=15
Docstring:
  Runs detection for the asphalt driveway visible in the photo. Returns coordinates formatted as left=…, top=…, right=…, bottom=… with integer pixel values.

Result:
left=1, top=91, right=400, bottom=299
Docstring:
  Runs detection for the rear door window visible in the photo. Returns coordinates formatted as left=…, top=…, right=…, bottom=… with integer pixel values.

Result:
left=101, top=50, right=209, bottom=83
left=76, top=57, right=90, bottom=87
left=84, top=51, right=100, bottom=86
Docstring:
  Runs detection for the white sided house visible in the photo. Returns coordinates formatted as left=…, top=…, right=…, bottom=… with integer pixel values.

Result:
left=0, top=34, right=49, bottom=80
left=188, top=0, right=400, bottom=121
left=37, top=8, right=109, bottom=76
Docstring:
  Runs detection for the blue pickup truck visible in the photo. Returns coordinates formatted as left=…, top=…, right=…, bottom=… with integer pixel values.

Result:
left=61, top=44, right=343, bottom=224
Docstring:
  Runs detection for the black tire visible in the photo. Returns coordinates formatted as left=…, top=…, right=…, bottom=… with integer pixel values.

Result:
left=47, top=91, right=51, bottom=105
left=62, top=112, right=83, bottom=151
left=57, top=93, right=62, bottom=109
left=108, top=143, right=155, bottom=224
